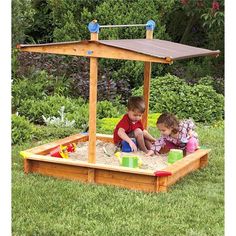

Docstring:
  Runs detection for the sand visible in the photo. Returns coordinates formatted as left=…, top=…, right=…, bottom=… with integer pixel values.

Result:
left=69, top=140, right=168, bottom=171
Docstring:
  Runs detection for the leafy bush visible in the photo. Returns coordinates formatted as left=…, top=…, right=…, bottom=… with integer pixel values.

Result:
left=197, top=76, right=224, bottom=95
left=12, top=70, right=71, bottom=111
left=33, top=125, right=80, bottom=141
left=12, top=114, right=35, bottom=145
left=17, top=95, right=86, bottom=124
left=97, top=113, right=161, bottom=134
left=12, top=0, right=35, bottom=47
left=147, top=113, right=161, bottom=127
left=97, top=117, right=121, bottom=134
left=14, top=53, right=131, bottom=103
left=132, top=74, right=224, bottom=123
left=42, top=106, right=76, bottom=128
left=66, top=104, right=89, bottom=130
left=97, top=100, right=125, bottom=119
left=17, top=95, right=125, bottom=129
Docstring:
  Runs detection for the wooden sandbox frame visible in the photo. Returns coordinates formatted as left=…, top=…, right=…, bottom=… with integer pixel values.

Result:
left=21, top=133, right=210, bottom=192
left=18, top=20, right=217, bottom=192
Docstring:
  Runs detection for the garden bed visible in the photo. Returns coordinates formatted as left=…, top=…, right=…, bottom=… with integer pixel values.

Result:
left=21, top=133, right=210, bottom=192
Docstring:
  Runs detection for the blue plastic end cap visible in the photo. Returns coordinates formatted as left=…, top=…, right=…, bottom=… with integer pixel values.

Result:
left=88, top=20, right=100, bottom=33
left=146, top=20, right=156, bottom=30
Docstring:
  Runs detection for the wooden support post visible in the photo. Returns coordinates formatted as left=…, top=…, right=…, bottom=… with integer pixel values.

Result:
left=90, top=33, right=98, bottom=41
left=88, top=32, right=98, bottom=164
left=142, top=29, right=153, bottom=129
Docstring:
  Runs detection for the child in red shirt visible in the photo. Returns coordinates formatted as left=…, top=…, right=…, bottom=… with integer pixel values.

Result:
left=113, top=96, right=155, bottom=153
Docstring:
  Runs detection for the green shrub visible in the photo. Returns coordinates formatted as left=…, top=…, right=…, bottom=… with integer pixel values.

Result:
left=33, top=125, right=80, bottom=141
left=17, top=95, right=125, bottom=129
left=197, top=76, right=224, bottom=95
left=42, top=106, right=76, bottom=128
left=12, top=70, right=71, bottom=111
left=132, top=74, right=224, bottom=123
left=97, top=100, right=125, bottom=119
left=66, top=104, right=89, bottom=130
left=187, top=84, right=224, bottom=122
left=97, top=117, right=121, bottom=134
left=97, top=113, right=161, bottom=134
left=147, top=113, right=161, bottom=127
left=12, top=114, right=35, bottom=145
left=17, top=95, right=86, bottom=124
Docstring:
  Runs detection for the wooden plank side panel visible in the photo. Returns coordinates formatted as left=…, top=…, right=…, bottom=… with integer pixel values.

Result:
left=26, top=154, right=156, bottom=176
left=88, top=168, right=95, bottom=183
left=163, top=149, right=210, bottom=174
left=25, top=133, right=89, bottom=155
left=165, top=159, right=200, bottom=187
left=157, top=150, right=210, bottom=192
left=96, top=134, right=114, bottom=143
left=96, top=169, right=156, bottom=184
left=28, top=160, right=88, bottom=182
left=26, top=159, right=156, bottom=192
left=95, top=169, right=156, bottom=192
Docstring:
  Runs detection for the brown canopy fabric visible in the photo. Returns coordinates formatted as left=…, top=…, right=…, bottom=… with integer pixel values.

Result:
left=99, top=39, right=220, bottom=60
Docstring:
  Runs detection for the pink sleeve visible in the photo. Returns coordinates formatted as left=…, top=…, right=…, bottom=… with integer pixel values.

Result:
left=151, top=137, right=166, bottom=153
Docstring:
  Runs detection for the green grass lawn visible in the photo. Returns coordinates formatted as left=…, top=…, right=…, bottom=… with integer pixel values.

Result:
left=12, top=123, right=224, bottom=236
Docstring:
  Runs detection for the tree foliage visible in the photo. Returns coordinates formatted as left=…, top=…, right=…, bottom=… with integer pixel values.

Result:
left=12, top=0, right=224, bottom=101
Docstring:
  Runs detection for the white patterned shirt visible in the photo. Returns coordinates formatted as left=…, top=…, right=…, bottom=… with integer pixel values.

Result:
left=151, top=119, right=198, bottom=153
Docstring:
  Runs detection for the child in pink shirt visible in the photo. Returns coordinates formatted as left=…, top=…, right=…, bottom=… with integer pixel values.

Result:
left=146, top=113, right=199, bottom=156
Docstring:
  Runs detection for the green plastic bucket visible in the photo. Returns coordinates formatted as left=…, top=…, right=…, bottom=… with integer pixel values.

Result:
left=121, top=156, right=139, bottom=168
left=167, top=149, right=183, bottom=164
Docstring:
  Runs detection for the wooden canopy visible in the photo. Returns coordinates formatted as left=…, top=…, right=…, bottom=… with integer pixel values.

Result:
left=17, top=39, right=219, bottom=64
left=17, top=28, right=219, bottom=165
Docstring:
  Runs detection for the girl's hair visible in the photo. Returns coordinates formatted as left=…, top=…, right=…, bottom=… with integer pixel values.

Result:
left=157, top=113, right=179, bottom=134
left=127, top=96, right=145, bottom=113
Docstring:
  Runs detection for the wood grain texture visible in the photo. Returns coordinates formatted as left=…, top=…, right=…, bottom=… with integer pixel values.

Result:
left=21, top=137, right=210, bottom=192
left=142, top=30, right=153, bottom=129
left=88, top=56, right=98, bottom=164
left=17, top=42, right=170, bottom=63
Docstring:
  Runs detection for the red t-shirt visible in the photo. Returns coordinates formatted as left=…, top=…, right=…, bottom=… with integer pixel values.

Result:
left=113, top=114, right=144, bottom=144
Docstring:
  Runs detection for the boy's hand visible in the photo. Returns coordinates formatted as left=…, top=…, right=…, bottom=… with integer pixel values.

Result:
left=145, top=150, right=154, bottom=156
left=129, top=140, right=138, bottom=152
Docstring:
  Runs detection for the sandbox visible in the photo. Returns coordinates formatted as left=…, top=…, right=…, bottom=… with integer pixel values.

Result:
left=17, top=20, right=215, bottom=193
left=21, top=133, right=210, bottom=192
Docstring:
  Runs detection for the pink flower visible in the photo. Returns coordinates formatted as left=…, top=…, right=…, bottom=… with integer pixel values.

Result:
left=212, top=1, right=220, bottom=10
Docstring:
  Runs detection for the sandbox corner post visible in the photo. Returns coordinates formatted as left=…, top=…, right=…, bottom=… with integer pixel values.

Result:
left=24, top=158, right=31, bottom=174
left=156, top=176, right=168, bottom=193
left=200, top=152, right=209, bottom=168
